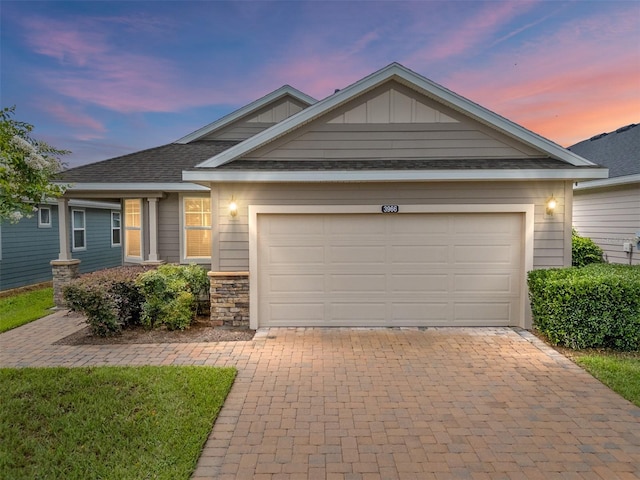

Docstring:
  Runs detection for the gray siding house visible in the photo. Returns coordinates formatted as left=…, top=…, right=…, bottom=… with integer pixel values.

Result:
left=570, top=123, right=640, bottom=265
left=0, top=201, right=122, bottom=291
left=56, top=63, right=608, bottom=328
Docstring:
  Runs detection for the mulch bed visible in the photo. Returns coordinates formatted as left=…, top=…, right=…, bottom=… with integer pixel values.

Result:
left=54, top=318, right=255, bottom=345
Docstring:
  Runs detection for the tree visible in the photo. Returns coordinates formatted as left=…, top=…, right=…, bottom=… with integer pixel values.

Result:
left=0, top=106, right=69, bottom=222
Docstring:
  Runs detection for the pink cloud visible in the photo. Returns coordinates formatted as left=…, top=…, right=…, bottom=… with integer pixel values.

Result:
left=40, top=102, right=106, bottom=140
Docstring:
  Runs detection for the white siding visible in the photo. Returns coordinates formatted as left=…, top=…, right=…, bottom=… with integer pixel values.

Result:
left=573, top=183, right=640, bottom=265
left=211, top=180, right=570, bottom=271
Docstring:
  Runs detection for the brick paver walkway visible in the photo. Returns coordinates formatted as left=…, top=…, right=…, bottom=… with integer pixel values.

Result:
left=1, top=310, right=639, bottom=479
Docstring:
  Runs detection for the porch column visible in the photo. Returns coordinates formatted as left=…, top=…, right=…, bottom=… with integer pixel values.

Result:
left=56, top=198, right=72, bottom=261
left=143, top=197, right=163, bottom=265
left=51, top=197, right=80, bottom=307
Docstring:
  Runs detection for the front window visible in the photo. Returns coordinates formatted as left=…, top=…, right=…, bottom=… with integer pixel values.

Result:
left=72, top=209, right=86, bottom=250
left=124, top=199, right=142, bottom=259
left=111, top=211, right=121, bottom=246
left=38, top=206, right=51, bottom=228
left=184, top=197, right=211, bottom=259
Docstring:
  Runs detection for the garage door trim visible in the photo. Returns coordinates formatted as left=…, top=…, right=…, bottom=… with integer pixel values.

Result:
left=249, top=204, right=535, bottom=329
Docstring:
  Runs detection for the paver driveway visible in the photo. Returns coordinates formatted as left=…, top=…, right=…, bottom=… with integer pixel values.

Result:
left=1, top=310, right=639, bottom=479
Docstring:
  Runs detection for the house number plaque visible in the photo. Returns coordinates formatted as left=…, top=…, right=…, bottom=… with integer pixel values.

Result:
left=381, top=205, right=399, bottom=213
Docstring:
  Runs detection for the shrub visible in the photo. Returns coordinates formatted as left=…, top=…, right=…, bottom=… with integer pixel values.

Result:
left=528, top=264, right=640, bottom=350
left=137, top=264, right=209, bottom=331
left=63, top=266, right=150, bottom=336
left=572, top=228, right=604, bottom=267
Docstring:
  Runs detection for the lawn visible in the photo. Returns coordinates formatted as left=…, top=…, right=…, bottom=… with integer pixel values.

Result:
left=575, top=354, right=640, bottom=408
left=0, top=366, right=236, bottom=480
left=0, top=286, right=54, bottom=333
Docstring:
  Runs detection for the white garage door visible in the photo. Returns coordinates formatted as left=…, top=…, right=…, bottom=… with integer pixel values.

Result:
left=257, top=213, right=522, bottom=327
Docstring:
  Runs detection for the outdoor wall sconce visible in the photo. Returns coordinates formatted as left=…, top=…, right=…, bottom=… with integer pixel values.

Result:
left=546, top=195, right=557, bottom=215
left=229, top=199, right=238, bottom=217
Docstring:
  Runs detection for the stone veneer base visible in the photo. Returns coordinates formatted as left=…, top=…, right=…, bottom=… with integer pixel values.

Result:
left=50, top=259, right=81, bottom=307
left=208, top=272, right=249, bottom=328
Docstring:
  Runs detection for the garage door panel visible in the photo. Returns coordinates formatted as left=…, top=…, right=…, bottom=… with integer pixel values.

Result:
left=329, top=274, right=386, bottom=292
left=270, top=274, right=324, bottom=293
left=454, top=245, right=517, bottom=264
left=329, top=245, right=386, bottom=263
left=390, top=274, right=449, bottom=292
left=454, top=273, right=514, bottom=294
left=454, top=302, right=513, bottom=324
left=257, top=213, right=522, bottom=327
left=390, top=245, right=449, bottom=264
left=266, top=245, right=325, bottom=264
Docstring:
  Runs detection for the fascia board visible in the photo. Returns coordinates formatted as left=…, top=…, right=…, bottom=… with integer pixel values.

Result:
left=61, top=182, right=210, bottom=192
left=574, top=173, right=640, bottom=190
left=175, top=86, right=317, bottom=144
left=183, top=167, right=609, bottom=183
left=195, top=63, right=596, bottom=169
left=40, top=198, right=121, bottom=209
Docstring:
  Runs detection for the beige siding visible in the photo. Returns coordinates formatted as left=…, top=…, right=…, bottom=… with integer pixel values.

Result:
left=202, top=97, right=307, bottom=141
left=158, top=193, right=180, bottom=263
left=573, top=183, right=640, bottom=265
left=246, top=82, right=541, bottom=161
left=212, top=181, right=568, bottom=271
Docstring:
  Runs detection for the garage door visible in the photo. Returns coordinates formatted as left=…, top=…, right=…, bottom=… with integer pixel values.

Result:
left=257, top=213, right=522, bottom=327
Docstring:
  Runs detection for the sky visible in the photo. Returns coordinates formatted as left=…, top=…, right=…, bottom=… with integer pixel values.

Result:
left=1, top=0, right=639, bottom=169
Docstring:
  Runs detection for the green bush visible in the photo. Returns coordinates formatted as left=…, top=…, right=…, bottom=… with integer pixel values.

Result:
left=63, top=267, right=149, bottom=336
left=528, top=264, right=640, bottom=350
left=572, top=228, right=604, bottom=267
left=137, top=264, right=209, bottom=331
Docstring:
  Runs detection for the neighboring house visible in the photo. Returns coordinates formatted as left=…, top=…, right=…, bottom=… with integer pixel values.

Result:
left=0, top=200, right=122, bottom=291
left=570, top=123, right=640, bottom=265
left=56, top=63, right=607, bottom=329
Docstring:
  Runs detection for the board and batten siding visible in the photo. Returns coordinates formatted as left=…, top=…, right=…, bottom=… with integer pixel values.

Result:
left=573, top=183, right=640, bottom=265
left=200, top=97, right=308, bottom=142
left=246, top=82, right=541, bottom=161
left=210, top=180, right=571, bottom=272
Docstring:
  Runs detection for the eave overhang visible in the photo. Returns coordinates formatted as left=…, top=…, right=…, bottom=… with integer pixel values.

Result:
left=183, top=168, right=609, bottom=183
left=574, top=173, right=640, bottom=191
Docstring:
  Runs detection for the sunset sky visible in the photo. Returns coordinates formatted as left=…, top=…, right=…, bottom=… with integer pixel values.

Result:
left=2, top=0, right=639, bottom=168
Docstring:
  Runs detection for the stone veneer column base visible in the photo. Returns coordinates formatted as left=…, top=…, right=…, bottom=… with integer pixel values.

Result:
left=208, top=271, right=249, bottom=328
left=50, top=259, right=81, bottom=308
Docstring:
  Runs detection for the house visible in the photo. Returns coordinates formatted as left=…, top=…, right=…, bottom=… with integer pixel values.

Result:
left=55, top=63, right=607, bottom=329
left=0, top=200, right=122, bottom=291
left=570, top=123, right=640, bottom=265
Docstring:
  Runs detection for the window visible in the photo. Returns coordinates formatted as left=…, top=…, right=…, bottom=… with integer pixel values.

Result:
left=124, top=199, right=142, bottom=259
left=111, top=211, right=121, bottom=246
left=38, top=206, right=51, bottom=228
left=183, top=197, right=211, bottom=259
left=72, top=209, right=86, bottom=250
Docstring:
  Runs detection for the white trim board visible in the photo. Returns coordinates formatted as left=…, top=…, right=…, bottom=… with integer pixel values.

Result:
left=184, top=168, right=608, bottom=183
left=574, top=174, right=640, bottom=191
left=176, top=86, right=317, bottom=144
left=248, top=203, right=535, bottom=330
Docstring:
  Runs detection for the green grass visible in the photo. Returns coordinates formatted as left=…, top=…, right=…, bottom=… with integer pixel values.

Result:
left=0, top=287, right=55, bottom=333
left=575, top=354, right=640, bottom=408
left=0, top=366, right=236, bottom=480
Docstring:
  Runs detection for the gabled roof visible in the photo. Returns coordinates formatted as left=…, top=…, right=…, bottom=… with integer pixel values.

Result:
left=569, top=123, right=639, bottom=178
left=175, top=85, right=317, bottom=144
left=193, top=63, right=599, bottom=171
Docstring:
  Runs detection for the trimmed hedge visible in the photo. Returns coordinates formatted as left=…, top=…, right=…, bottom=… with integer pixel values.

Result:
left=572, top=229, right=604, bottom=267
left=137, top=264, right=209, bottom=331
left=528, top=264, right=640, bottom=350
left=63, top=266, right=150, bottom=336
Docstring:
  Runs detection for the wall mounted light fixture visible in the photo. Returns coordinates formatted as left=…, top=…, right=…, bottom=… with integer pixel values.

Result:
left=546, top=195, right=557, bottom=215
left=229, top=198, right=238, bottom=217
